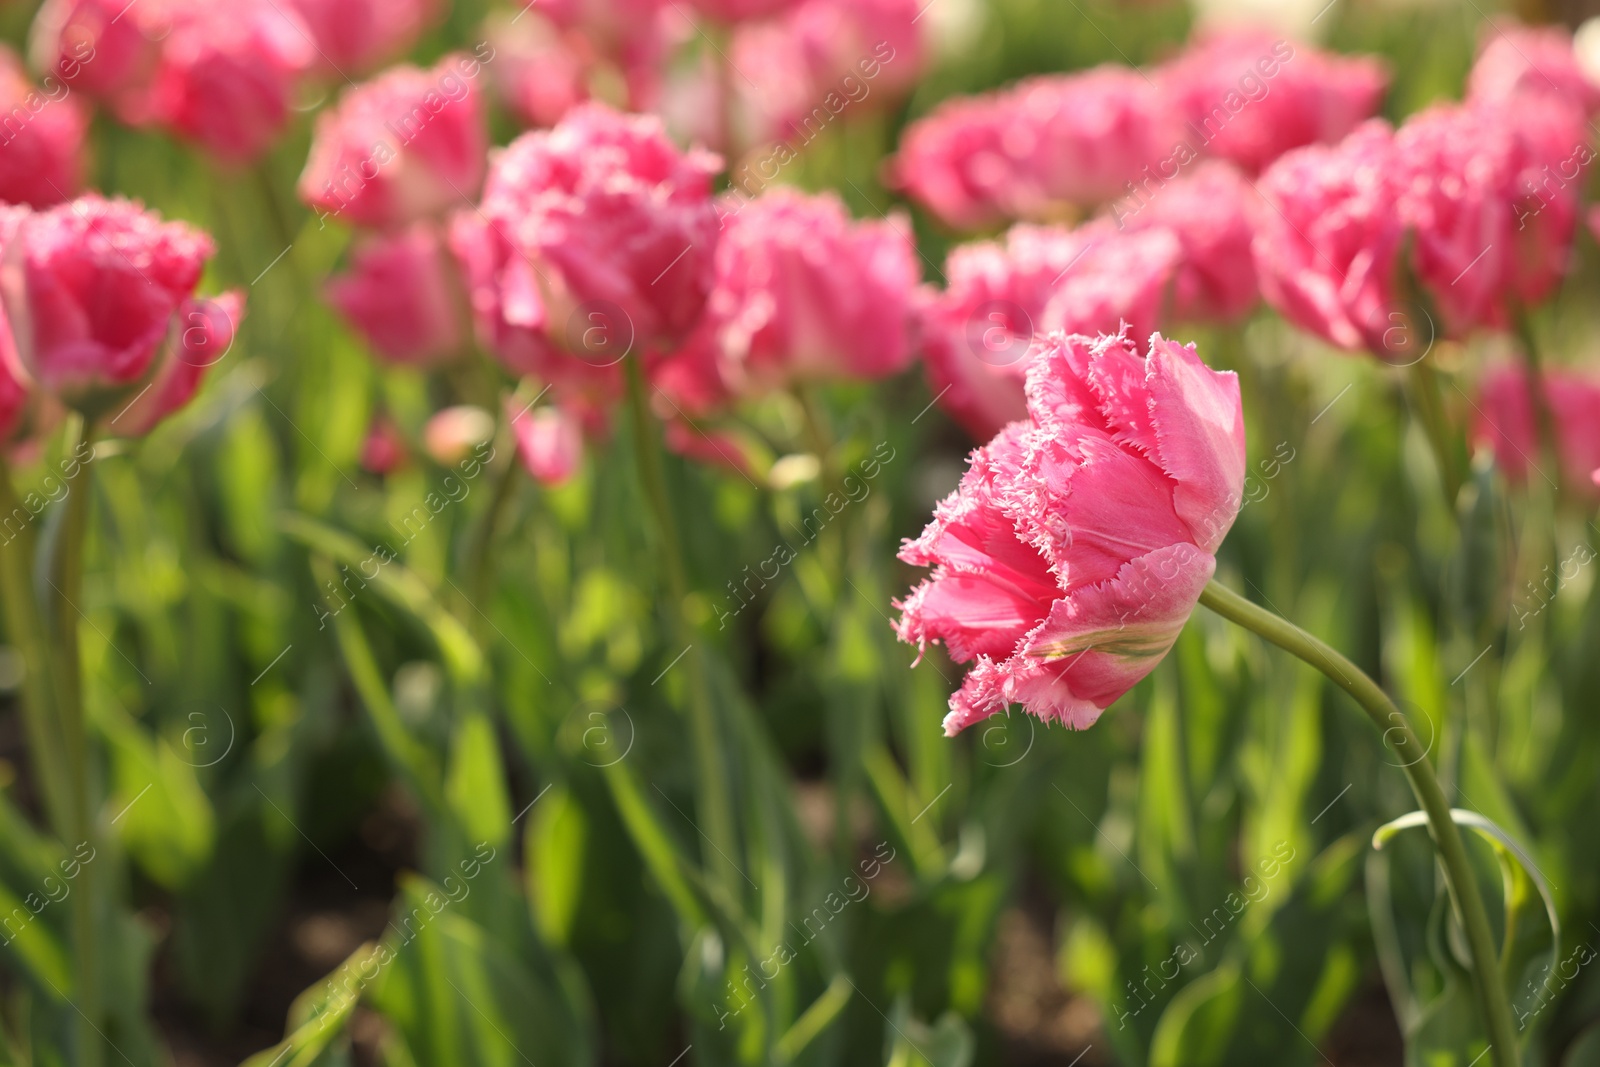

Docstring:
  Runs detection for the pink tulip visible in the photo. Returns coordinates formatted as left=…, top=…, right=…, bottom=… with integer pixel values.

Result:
left=460, top=104, right=721, bottom=396
left=892, top=67, right=1177, bottom=229
left=146, top=0, right=316, bottom=166
left=508, top=400, right=584, bottom=486
left=0, top=45, right=88, bottom=207
left=1106, top=161, right=1259, bottom=324
left=921, top=222, right=1179, bottom=441
left=0, top=197, right=241, bottom=435
left=1252, top=120, right=1406, bottom=357
left=887, top=96, right=1015, bottom=232
left=1473, top=363, right=1600, bottom=497
left=325, top=222, right=470, bottom=366
left=1468, top=22, right=1600, bottom=116
left=896, top=329, right=1244, bottom=735
left=0, top=348, right=27, bottom=442
left=730, top=0, right=921, bottom=147
left=285, top=0, right=438, bottom=77
left=28, top=0, right=164, bottom=123
left=1394, top=102, right=1590, bottom=334
left=652, top=190, right=919, bottom=412
left=359, top=415, right=407, bottom=475
left=537, top=0, right=673, bottom=111
left=299, top=54, right=489, bottom=229
left=486, top=9, right=591, bottom=129
left=687, top=0, right=804, bottom=20
left=1155, top=29, right=1388, bottom=175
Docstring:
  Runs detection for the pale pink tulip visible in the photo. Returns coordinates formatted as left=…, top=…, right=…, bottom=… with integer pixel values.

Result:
left=896, top=329, right=1245, bottom=735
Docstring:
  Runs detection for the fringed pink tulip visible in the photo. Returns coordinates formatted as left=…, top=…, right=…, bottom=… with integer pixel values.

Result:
left=459, top=104, right=720, bottom=396
left=1468, top=22, right=1600, bottom=116
left=1106, top=161, right=1259, bottom=325
left=1394, top=102, right=1590, bottom=334
left=0, top=46, right=88, bottom=207
left=1155, top=29, right=1388, bottom=175
left=893, top=67, right=1177, bottom=229
left=730, top=0, right=920, bottom=148
left=28, top=0, right=164, bottom=123
left=508, top=399, right=583, bottom=486
left=299, top=54, right=489, bottom=229
left=888, top=97, right=1014, bottom=232
left=148, top=0, right=316, bottom=165
left=896, top=329, right=1245, bottom=735
left=921, top=222, right=1179, bottom=441
left=652, top=190, right=919, bottom=412
left=325, top=223, right=470, bottom=366
left=1252, top=120, right=1405, bottom=357
left=285, top=0, right=438, bottom=77
left=1473, top=363, right=1600, bottom=496
left=0, top=197, right=241, bottom=434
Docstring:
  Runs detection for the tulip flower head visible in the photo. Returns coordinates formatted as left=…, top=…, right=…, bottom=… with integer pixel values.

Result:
left=1474, top=363, right=1600, bottom=497
left=897, top=330, right=1245, bottom=734
left=286, top=0, right=439, bottom=77
left=300, top=54, right=490, bottom=230
left=651, top=189, right=920, bottom=413
left=1252, top=120, right=1409, bottom=358
left=1468, top=22, right=1600, bottom=116
left=325, top=222, right=471, bottom=366
left=456, top=104, right=720, bottom=397
left=0, top=197, right=241, bottom=435
left=147, top=0, right=317, bottom=166
left=921, top=221, right=1180, bottom=441
left=507, top=399, right=584, bottom=487
left=0, top=45, right=89, bottom=208
left=1155, top=29, right=1388, bottom=174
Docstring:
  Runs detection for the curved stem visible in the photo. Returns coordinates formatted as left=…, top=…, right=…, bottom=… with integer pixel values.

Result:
left=623, top=357, right=742, bottom=901
left=1198, top=580, right=1519, bottom=1067
left=463, top=438, right=521, bottom=620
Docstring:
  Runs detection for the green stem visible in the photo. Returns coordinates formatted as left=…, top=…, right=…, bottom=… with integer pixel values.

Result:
left=1512, top=312, right=1560, bottom=491
left=1407, top=360, right=1465, bottom=509
left=463, top=437, right=521, bottom=620
left=0, top=463, right=70, bottom=837
left=52, top=418, right=101, bottom=1067
left=623, top=357, right=742, bottom=901
left=1198, top=580, right=1519, bottom=1067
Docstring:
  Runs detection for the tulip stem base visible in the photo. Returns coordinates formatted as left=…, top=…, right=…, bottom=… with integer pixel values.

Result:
left=623, top=356, right=742, bottom=903
left=1198, top=579, right=1519, bottom=1067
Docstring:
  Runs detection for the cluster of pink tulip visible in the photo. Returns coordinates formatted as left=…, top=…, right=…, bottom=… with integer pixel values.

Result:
left=2, top=0, right=1597, bottom=736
